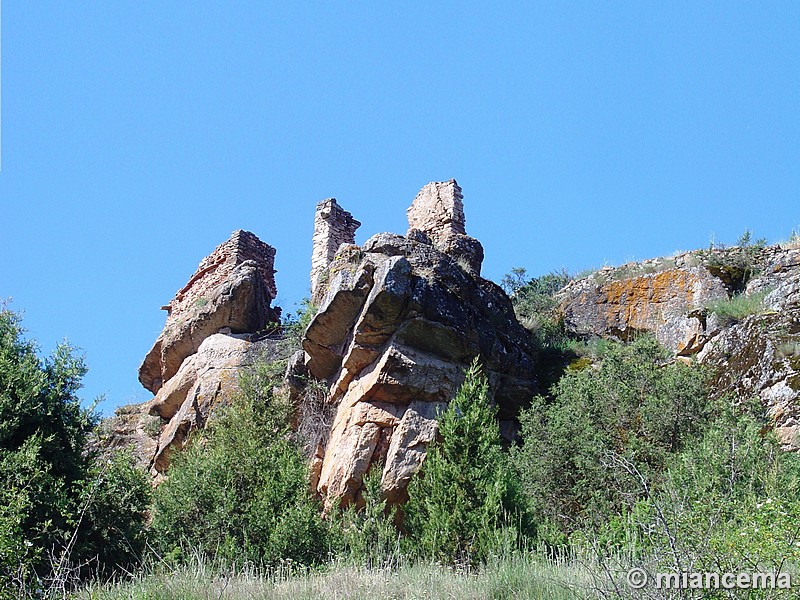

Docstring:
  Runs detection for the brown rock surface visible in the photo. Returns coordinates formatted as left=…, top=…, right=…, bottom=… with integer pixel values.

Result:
left=139, top=230, right=279, bottom=394
left=558, top=255, right=729, bottom=354
left=297, top=183, right=538, bottom=509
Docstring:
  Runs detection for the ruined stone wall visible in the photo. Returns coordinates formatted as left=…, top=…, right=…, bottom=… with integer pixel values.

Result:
left=311, top=199, right=360, bottom=302
left=406, top=179, right=466, bottom=244
left=406, top=179, right=483, bottom=276
left=164, top=229, right=277, bottom=325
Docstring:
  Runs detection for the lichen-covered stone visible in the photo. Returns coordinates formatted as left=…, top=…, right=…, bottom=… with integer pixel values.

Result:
left=299, top=198, right=538, bottom=509
left=558, top=261, right=728, bottom=354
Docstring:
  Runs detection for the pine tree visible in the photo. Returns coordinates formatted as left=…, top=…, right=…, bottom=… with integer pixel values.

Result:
left=404, top=359, right=529, bottom=565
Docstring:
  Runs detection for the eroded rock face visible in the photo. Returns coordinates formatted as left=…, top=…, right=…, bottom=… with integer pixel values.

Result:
left=697, top=245, right=800, bottom=449
left=133, top=229, right=281, bottom=475
left=149, top=333, right=281, bottom=473
left=299, top=183, right=538, bottom=509
left=139, top=230, right=279, bottom=394
left=558, top=255, right=729, bottom=354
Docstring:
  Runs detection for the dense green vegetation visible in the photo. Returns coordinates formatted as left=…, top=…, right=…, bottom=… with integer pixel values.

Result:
left=513, top=336, right=712, bottom=540
left=4, top=281, right=800, bottom=598
left=404, top=360, right=531, bottom=565
left=0, top=308, right=150, bottom=598
left=150, top=383, right=330, bottom=567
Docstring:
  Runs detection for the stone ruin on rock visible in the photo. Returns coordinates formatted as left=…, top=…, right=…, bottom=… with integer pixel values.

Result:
left=138, top=229, right=282, bottom=475
left=294, top=179, right=538, bottom=510
left=311, top=199, right=361, bottom=304
left=407, top=179, right=484, bottom=276
left=111, top=183, right=535, bottom=491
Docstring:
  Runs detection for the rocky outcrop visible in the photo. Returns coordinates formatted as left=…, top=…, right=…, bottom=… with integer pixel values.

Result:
left=697, top=245, right=800, bottom=449
left=139, top=230, right=279, bottom=394
left=558, top=255, right=729, bottom=354
left=133, top=230, right=281, bottom=475
left=311, top=199, right=361, bottom=304
left=559, top=242, right=800, bottom=449
left=147, top=333, right=281, bottom=473
left=297, top=182, right=538, bottom=509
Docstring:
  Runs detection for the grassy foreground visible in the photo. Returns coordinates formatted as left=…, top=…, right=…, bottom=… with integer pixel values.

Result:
left=74, top=556, right=591, bottom=600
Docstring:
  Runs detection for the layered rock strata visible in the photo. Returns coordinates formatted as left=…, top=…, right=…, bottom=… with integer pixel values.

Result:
left=298, top=182, right=538, bottom=510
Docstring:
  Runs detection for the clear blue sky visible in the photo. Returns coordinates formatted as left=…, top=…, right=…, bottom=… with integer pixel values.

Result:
left=2, top=3, right=798, bottom=415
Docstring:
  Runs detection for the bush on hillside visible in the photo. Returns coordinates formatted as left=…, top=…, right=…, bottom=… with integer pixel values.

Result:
left=610, top=399, right=800, bottom=588
left=404, top=359, right=532, bottom=566
left=512, top=335, right=710, bottom=541
left=0, top=308, right=150, bottom=595
left=705, top=289, right=770, bottom=326
left=150, top=360, right=330, bottom=567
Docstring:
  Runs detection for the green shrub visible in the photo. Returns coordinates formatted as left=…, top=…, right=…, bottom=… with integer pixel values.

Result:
left=74, top=450, right=151, bottom=578
left=329, top=470, right=400, bottom=568
left=512, top=336, right=710, bottom=540
left=700, top=229, right=767, bottom=293
left=624, top=399, right=800, bottom=579
left=150, top=363, right=329, bottom=568
left=705, top=289, right=770, bottom=326
left=0, top=307, right=151, bottom=595
left=404, top=360, right=532, bottom=566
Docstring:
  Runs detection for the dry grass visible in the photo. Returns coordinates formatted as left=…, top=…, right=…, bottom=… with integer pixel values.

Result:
left=74, top=555, right=590, bottom=600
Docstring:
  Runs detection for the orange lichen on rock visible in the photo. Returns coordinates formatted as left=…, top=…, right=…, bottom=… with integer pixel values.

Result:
left=561, top=265, right=729, bottom=352
left=601, top=270, right=704, bottom=330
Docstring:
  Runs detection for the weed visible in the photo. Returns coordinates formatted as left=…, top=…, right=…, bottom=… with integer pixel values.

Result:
left=705, top=289, right=770, bottom=326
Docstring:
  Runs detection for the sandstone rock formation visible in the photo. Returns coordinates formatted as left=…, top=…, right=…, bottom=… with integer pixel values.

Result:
left=148, top=333, right=281, bottom=473
left=311, top=199, right=361, bottom=304
left=133, top=230, right=281, bottom=475
left=296, top=182, right=538, bottom=509
left=139, top=230, right=279, bottom=395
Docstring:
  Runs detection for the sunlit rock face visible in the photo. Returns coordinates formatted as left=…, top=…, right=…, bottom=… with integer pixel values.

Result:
left=295, top=181, right=538, bottom=510
left=137, top=229, right=281, bottom=476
